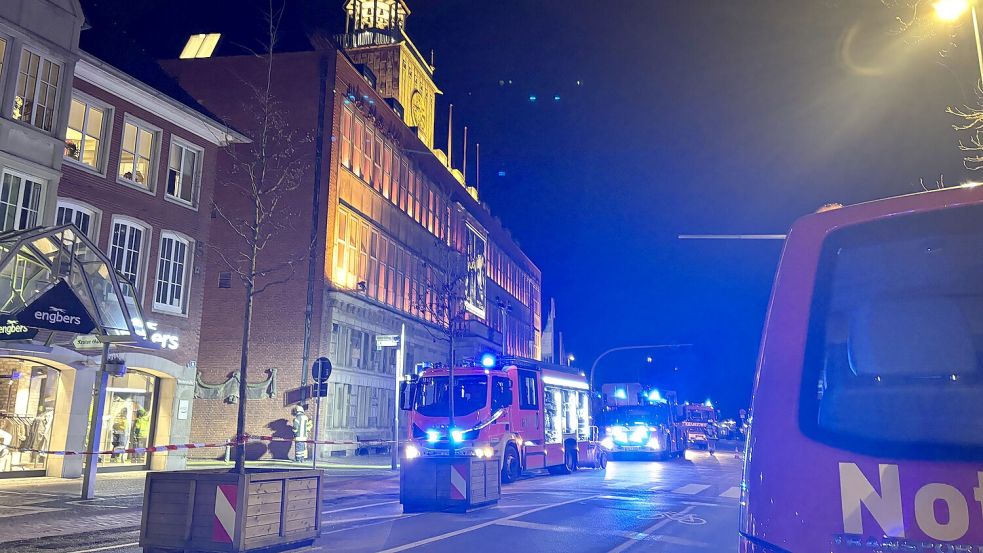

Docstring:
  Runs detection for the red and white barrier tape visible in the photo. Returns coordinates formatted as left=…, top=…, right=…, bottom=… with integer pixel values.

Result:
left=0, top=435, right=394, bottom=457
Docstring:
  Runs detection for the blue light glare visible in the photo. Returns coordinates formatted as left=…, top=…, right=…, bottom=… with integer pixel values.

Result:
left=705, top=399, right=714, bottom=408
left=450, top=429, right=464, bottom=443
left=426, top=430, right=440, bottom=443
left=648, top=389, right=663, bottom=402
left=529, top=95, right=537, bottom=102
left=479, top=353, right=497, bottom=368
left=614, top=388, right=627, bottom=400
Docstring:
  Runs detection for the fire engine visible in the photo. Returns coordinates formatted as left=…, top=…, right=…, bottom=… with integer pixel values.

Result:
left=682, top=401, right=718, bottom=449
left=400, top=354, right=605, bottom=483
left=597, top=383, right=688, bottom=459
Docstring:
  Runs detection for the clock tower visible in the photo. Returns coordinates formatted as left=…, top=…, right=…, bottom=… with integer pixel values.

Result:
left=339, top=0, right=440, bottom=148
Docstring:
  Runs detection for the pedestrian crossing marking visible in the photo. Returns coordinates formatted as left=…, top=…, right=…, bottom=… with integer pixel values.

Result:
left=672, top=484, right=711, bottom=495
left=720, top=486, right=741, bottom=499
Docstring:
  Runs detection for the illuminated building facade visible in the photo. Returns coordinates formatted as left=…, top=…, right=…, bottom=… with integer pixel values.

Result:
left=164, top=0, right=542, bottom=455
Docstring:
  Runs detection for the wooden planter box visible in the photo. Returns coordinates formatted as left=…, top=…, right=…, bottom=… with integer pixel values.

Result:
left=139, top=469, right=322, bottom=553
left=400, top=456, right=500, bottom=512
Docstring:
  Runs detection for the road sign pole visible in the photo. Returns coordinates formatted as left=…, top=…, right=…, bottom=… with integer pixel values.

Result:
left=312, top=389, right=321, bottom=469
left=392, top=323, right=405, bottom=471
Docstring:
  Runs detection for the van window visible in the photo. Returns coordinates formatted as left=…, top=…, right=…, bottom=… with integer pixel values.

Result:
left=491, top=376, right=512, bottom=411
left=800, top=205, right=983, bottom=459
left=519, top=370, right=538, bottom=410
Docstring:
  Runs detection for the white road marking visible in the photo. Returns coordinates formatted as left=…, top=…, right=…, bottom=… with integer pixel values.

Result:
left=720, top=486, right=741, bottom=499
left=375, top=494, right=600, bottom=553
left=671, top=484, right=711, bottom=495
left=606, top=505, right=697, bottom=553
left=682, top=501, right=723, bottom=507
left=320, top=513, right=423, bottom=535
left=322, top=513, right=408, bottom=525
left=67, top=542, right=140, bottom=553
left=321, top=499, right=398, bottom=514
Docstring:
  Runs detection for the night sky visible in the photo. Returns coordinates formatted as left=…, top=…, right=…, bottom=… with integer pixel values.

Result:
left=82, top=0, right=981, bottom=415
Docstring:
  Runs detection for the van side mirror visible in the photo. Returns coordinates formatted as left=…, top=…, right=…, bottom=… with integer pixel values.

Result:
left=399, top=382, right=415, bottom=411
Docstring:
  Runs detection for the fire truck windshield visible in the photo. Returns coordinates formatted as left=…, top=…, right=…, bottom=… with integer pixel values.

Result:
left=600, top=405, right=669, bottom=426
left=686, top=409, right=711, bottom=422
left=414, top=375, right=488, bottom=417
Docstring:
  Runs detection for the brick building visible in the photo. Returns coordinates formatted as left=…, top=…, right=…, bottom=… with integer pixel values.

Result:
left=162, top=0, right=543, bottom=457
left=0, top=0, right=248, bottom=478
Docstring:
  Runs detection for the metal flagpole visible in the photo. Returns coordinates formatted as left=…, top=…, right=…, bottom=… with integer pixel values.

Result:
left=81, top=341, right=110, bottom=499
left=392, top=323, right=406, bottom=471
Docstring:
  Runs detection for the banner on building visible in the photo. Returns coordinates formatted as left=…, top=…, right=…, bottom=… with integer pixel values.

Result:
left=464, top=223, right=487, bottom=319
left=15, top=280, right=96, bottom=334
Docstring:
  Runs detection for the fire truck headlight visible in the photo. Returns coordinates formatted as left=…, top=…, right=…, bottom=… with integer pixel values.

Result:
left=451, top=429, right=464, bottom=443
left=630, top=428, right=648, bottom=443
left=483, top=447, right=494, bottom=458
left=426, top=430, right=440, bottom=443
left=600, top=437, right=614, bottom=450
left=405, top=445, right=421, bottom=460
left=646, top=437, right=662, bottom=450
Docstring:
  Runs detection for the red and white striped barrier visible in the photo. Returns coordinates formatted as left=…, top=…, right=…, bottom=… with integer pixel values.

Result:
left=449, top=461, right=468, bottom=500
left=213, top=484, right=238, bottom=543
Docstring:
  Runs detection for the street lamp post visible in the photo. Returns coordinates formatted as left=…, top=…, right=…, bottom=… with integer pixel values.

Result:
left=588, top=344, right=692, bottom=394
left=935, top=0, right=983, bottom=85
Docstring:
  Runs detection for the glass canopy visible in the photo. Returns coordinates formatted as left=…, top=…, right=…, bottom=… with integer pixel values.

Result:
left=0, top=224, right=148, bottom=338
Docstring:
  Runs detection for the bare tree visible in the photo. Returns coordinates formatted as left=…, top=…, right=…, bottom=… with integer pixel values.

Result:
left=414, top=239, right=472, bottom=441
left=211, top=2, right=311, bottom=472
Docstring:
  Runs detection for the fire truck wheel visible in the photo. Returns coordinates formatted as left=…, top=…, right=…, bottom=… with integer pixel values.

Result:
left=565, top=448, right=578, bottom=472
left=597, top=451, right=608, bottom=469
left=501, top=445, right=521, bottom=483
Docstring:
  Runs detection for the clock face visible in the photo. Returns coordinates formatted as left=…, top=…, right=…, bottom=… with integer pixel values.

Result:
left=410, top=90, right=425, bottom=127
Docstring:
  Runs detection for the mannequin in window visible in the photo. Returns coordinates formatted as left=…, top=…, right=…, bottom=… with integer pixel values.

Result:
left=291, top=405, right=311, bottom=462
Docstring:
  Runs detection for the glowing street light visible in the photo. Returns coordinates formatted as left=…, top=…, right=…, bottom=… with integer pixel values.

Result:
left=567, top=353, right=576, bottom=362
left=934, top=0, right=983, bottom=86
left=935, top=0, right=971, bottom=21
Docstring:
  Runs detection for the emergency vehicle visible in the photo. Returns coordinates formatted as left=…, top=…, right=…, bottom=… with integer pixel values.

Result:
left=401, top=354, right=605, bottom=483
left=597, top=383, right=687, bottom=459
left=682, top=401, right=717, bottom=449
left=741, top=185, right=983, bottom=552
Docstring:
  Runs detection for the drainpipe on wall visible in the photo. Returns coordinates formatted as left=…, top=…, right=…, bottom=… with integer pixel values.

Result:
left=301, top=55, right=330, bottom=410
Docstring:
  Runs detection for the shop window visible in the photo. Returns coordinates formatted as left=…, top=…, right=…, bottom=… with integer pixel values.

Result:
left=98, top=371, right=156, bottom=467
left=0, top=170, right=43, bottom=232
left=154, top=232, right=191, bottom=314
left=166, top=138, right=201, bottom=206
left=109, top=218, right=148, bottom=292
left=56, top=199, right=98, bottom=239
left=64, top=96, right=108, bottom=170
left=0, top=361, right=58, bottom=474
left=13, top=49, right=61, bottom=132
left=118, top=118, right=158, bottom=189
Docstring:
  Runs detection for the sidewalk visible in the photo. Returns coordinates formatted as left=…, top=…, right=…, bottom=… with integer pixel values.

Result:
left=0, top=454, right=398, bottom=545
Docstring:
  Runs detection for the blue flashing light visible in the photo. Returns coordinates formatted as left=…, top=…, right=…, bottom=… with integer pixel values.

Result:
left=614, top=388, right=627, bottom=400
left=497, top=170, right=507, bottom=177
left=426, top=430, right=440, bottom=444
left=705, top=399, right=714, bottom=408
left=529, top=95, right=537, bottom=102
left=553, top=95, right=561, bottom=101
left=450, top=429, right=464, bottom=443
left=648, top=389, right=663, bottom=402
left=479, top=353, right=497, bottom=368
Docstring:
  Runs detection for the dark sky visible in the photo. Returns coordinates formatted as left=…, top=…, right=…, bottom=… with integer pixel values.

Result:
left=82, top=0, right=980, bottom=415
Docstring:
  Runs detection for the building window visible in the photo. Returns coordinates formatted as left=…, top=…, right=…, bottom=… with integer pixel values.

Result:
left=340, top=107, right=353, bottom=169
left=0, top=171, right=42, bottom=232
left=166, top=139, right=201, bottom=205
left=118, top=119, right=157, bottom=188
left=64, top=96, right=108, bottom=170
left=109, top=219, right=147, bottom=291
left=154, top=232, right=190, bottom=313
left=56, top=200, right=98, bottom=238
left=0, top=38, right=7, bottom=84
left=13, top=49, right=61, bottom=132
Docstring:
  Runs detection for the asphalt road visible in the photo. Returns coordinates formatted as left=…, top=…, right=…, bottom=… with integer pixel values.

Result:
left=3, top=446, right=743, bottom=553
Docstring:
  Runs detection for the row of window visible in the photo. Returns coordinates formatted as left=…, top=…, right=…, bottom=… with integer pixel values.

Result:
left=484, top=239, right=538, bottom=311
left=328, top=322, right=399, bottom=374
left=64, top=93, right=202, bottom=206
left=340, top=105, right=447, bottom=240
left=333, top=206, right=448, bottom=325
left=55, top=200, right=192, bottom=315
left=327, top=382, right=395, bottom=431
left=0, top=38, right=62, bottom=133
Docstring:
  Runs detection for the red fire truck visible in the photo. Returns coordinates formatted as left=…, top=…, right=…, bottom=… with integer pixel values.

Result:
left=400, top=354, right=605, bottom=483
left=596, top=383, right=688, bottom=459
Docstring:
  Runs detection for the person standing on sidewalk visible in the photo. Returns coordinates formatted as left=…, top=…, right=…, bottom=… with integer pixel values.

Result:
left=291, top=406, right=311, bottom=462
left=706, top=420, right=719, bottom=456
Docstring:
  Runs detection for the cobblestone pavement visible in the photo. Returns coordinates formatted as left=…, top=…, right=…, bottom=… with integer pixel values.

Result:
left=0, top=455, right=398, bottom=547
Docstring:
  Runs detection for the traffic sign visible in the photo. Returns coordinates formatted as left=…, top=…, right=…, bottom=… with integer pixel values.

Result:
left=312, top=381, right=329, bottom=397
left=376, top=334, right=400, bottom=348
left=311, top=357, right=332, bottom=382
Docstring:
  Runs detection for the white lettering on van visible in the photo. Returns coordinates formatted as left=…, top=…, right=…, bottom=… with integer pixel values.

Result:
left=915, top=483, right=970, bottom=542
left=839, top=462, right=905, bottom=538
left=974, top=472, right=983, bottom=519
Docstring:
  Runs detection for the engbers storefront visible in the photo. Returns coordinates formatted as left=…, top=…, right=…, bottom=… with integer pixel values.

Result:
left=0, top=225, right=195, bottom=478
